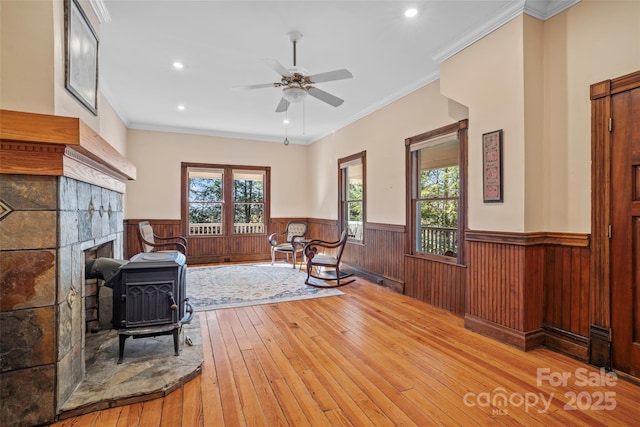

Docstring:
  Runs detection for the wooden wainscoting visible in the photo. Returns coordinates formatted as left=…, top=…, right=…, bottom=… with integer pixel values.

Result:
left=125, top=219, right=274, bottom=264
left=342, top=222, right=405, bottom=293
left=465, top=231, right=590, bottom=354
left=125, top=218, right=336, bottom=265
left=124, top=219, right=183, bottom=259
left=404, top=255, right=466, bottom=315
left=305, top=218, right=339, bottom=242
left=543, top=239, right=591, bottom=361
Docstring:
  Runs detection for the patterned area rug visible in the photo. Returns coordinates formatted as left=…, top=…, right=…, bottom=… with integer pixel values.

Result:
left=186, top=263, right=344, bottom=311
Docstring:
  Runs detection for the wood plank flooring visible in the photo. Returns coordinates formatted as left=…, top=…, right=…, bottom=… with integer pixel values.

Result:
left=52, top=277, right=640, bottom=426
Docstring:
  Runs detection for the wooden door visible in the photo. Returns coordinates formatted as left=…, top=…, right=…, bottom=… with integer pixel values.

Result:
left=611, top=85, right=640, bottom=377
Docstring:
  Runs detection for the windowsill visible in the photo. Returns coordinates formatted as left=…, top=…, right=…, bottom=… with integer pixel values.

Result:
left=405, top=253, right=467, bottom=268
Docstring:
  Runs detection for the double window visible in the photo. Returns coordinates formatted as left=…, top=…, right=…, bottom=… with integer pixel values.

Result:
left=339, top=152, right=366, bottom=242
left=406, top=121, right=467, bottom=262
left=182, top=163, right=269, bottom=236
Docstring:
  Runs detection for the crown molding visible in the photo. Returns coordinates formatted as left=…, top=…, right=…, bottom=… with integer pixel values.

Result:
left=310, top=71, right=440, bottom=144
left=524, top=0, right=581, bottom=21
left=433, top=0, right=526, bottom=64
left=88, top=0, right=111, bottom=23
left=433, top=0, right=581, bottom=64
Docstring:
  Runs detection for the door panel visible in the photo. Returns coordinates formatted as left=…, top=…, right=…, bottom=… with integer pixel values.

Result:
left=611, top=87, right=640, bottom=376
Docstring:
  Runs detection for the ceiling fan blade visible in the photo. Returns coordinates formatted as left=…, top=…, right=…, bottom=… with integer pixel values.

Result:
left=233, top=83, right=277, bottom=90
left=275, top=98, right=290, bottom=112
left=264, top=58, right=292, bottom=77
left=308, top=69, right=353, bottom=84
left=308, top=87, right=344, bottom=107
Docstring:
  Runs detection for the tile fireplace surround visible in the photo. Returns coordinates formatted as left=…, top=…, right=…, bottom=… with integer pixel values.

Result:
left=0, top=110, right=143, bottom=426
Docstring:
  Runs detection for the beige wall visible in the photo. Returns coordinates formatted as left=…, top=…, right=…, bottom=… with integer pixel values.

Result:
left=523, top=15, right=545, bottom=232
left=1, top=0, right=55, bottom=114
left=1, top=0, right=126, bottom=153
left=440, top=17, right=527, bottom=232
left=542, top=0, right=640, bottom=232
left=438, top=1, right=639, bottom=233
left=4, top=1, right=639, bottom=234
left=125, top=129, right=309, bottom=219
left=98, top=94, right=128, bottom=155
left=308, top=81, right=459, bottom=224
left=52, top=0, right=101, bottom=131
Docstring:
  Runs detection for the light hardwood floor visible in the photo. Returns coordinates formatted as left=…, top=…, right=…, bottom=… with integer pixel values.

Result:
left=53, top=277, right=640, bottom=426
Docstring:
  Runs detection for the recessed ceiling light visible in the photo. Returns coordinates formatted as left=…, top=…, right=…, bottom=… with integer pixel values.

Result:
left=405, top=8, right=418, bottom=18
left=283, top=118, right=290, bottom=124
left=177, top=105, right=185, bottom=111
left=172, top=62, right=184, bottom=69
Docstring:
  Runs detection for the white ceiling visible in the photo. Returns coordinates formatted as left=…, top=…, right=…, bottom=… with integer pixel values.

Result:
left=98, top=0, right=577, bottom=145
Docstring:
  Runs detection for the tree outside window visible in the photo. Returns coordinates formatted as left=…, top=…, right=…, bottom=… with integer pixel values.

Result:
left=233, top=171, right=265, bottom=234
left=183, top=164, right=269, bottom=236
left=406, top=123, right=467, bottom=262
left=416, top=160, right=459, bottom=256
left=339, top=152, right=365, bottom=242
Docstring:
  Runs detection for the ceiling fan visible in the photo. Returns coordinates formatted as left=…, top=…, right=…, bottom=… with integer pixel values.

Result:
left=236, top=31, right=353, bottom=112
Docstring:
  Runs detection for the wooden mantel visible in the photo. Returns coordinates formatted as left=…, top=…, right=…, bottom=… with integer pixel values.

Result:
left=0, top=109, right=136, bottom=193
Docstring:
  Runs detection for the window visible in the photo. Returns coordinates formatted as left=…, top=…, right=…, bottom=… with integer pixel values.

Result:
left=232, top=170, right=265, bottom=234
left=183, top=163, right=269, bottom=236
left=406, top=121, right=467, bottom=262
left=339, top=152, right=365, bottom=242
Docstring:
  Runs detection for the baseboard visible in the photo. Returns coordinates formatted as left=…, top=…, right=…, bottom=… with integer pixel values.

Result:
left=187, top=254, right=271, bottom=265
left=342, top=263, right=404, bottom=294
left=464, top=314, right=544, bottom=351
left=589, top=325, right=612, bottom=370
left=542, top=325, right=589, bottom=362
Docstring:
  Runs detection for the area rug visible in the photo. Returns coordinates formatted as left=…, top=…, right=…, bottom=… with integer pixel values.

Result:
left=186, top=263, right=344, bottom=311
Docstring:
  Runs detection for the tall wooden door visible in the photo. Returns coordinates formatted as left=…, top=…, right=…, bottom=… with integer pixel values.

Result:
left=611, top=85, right=640, bottom=377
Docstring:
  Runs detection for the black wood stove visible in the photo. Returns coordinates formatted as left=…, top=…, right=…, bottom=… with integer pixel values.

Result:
left=109, top=251, right=189, bottom=363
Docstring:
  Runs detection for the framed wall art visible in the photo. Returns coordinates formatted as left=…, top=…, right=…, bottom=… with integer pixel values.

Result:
left=65, top=0, right=99, bottom=115
left=482, top=129, right=503, bottom=203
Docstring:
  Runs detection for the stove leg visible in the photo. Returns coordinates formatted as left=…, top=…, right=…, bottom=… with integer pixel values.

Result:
left=172, top=326, right=180, bottom=356
left=118, top=334, right=128, bottom=364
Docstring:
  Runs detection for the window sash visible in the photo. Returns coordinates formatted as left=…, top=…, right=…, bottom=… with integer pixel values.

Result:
left=339, top=152, right=365, bottom=243
left=406, top=122, right=466, bottom=262
left=184, top=163, right=269, bottom=236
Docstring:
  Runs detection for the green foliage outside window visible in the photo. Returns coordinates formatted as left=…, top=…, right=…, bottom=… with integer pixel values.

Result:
left=419, top=166, right=459, bottom=228
left=233, top=178, right=264, bottom=224
left=347, top=182, right=363, bottom=222
left=189, top=177, right=222, bottom=224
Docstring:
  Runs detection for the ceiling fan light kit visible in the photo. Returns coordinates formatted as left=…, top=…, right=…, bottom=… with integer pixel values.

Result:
left=283, top=87, right=307, bottom=103
left=236, top=31, right=353, bottom=113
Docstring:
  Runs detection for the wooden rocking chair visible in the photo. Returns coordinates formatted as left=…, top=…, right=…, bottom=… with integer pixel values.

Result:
left=304, top=229, right=354, bottom=288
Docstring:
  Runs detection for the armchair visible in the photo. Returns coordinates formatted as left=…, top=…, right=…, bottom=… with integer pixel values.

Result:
left=138, top=221, right=187, bottom=254
left=268, top=221, right=308, bottom=268
left=304, top=229, right=354, bottom=288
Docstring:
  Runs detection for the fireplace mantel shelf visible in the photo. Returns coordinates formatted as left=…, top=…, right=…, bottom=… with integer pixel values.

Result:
left=0, top=109, right=136, bottom=193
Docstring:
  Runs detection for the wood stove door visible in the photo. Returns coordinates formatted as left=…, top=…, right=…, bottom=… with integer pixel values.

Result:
left=119, top=267, right=180, bottom=328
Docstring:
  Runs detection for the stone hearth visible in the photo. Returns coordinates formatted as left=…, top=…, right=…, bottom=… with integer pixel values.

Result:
left=0, top=174, right=124, bottom=426
left=1, top=110, right=203, bottom=426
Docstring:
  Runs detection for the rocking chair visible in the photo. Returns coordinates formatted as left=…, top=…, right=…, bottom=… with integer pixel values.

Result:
left=304, top=229, right=354, bottom=288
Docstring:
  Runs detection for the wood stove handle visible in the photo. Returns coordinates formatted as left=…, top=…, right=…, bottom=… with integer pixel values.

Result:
left=168, top=292, right=178, bottom=311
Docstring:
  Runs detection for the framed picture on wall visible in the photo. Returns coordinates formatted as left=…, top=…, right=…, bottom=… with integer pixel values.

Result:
left=482, top=129, right=503, bottom=203
left=64, top=0, right=99, bottom=115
